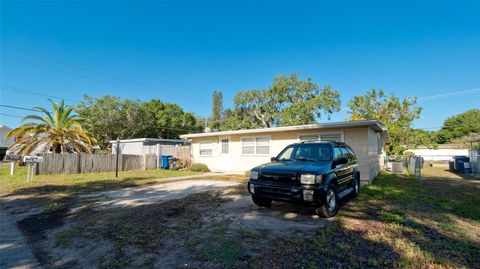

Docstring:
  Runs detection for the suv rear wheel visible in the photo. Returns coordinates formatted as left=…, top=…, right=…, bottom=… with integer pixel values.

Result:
left=315, top=183, right=339, bottom=218
left=351, top=172, right=360, bottom=198
left=252, top=196, right=272, bottom=207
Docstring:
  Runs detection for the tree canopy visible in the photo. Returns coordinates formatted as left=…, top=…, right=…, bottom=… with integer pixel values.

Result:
left=77, top=95, right=201, bottom=148
left=348, top=89, right=422, bottom=154
left=210, top=91, right=223, bottom=131
left=7, top=99, right=96, bottom=154
left=228, top=73, right=341, bottom=129
left=436, top=109, right=480, bottom=143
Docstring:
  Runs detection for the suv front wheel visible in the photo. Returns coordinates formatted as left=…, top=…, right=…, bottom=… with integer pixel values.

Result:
left=315, top=183, right=339, bottom=218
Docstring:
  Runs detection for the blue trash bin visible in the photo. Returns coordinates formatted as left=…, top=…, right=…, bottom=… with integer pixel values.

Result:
left=452, top=156, right=470, bottom=173
left=162, top=155, right=172, bottom=169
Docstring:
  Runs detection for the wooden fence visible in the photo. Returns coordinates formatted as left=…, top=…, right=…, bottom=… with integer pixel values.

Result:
left=36, top=153, right=158, bottom=175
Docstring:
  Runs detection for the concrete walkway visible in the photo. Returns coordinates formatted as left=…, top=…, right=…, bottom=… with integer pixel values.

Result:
left=0, top=206, right=41, bottom=269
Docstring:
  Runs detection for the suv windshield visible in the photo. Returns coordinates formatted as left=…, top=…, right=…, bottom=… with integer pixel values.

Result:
left=276, top=143, right=333, bottom=162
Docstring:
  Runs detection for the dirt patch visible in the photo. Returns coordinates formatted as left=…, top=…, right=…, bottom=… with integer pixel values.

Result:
left=213, top=194, right=329, bottom=233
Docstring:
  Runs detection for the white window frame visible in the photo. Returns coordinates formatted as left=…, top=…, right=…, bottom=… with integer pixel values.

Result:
left=220, top=136, right=230, bottom=154
left=240, top=136, right=271, bottom=156
left=297, top=131, right=344, bottom=142
left=198, top=140, right=213, bottom=156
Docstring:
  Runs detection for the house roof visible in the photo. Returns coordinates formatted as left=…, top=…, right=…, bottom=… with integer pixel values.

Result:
left=108, top=138, right=186, bottom=144
left=180, top=120, right=390, bottom=143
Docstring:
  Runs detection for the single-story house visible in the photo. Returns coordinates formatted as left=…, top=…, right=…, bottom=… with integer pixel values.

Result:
left=180, top=120, right=390, bottom=184
left=110, top=138, right=188, bottom=156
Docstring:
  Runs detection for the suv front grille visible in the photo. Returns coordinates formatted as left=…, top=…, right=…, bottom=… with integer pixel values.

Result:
left=260, top=172, right=298, bottom=182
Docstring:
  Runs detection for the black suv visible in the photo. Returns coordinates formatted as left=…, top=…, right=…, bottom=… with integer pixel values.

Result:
left=247, top=141, right=360, bottom=218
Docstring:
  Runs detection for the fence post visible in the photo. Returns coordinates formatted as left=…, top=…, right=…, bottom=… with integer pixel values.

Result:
left=415, top=157, right=422, bottom=181
left=143, top=154, right=147, bottom=170
left=77, top=153, right=82, bottom=174
left=115, top=138, right=120, bottom=177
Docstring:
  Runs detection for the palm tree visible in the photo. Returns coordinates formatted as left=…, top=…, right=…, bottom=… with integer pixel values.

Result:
left=7, top=99, right=96, bottom=154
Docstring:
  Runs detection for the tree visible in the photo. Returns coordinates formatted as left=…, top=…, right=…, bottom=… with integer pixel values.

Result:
left=77, top=95, right=140, bottom=148
left=210, top=91, right=223, bottom=130
left=232, top=73, right=341, bottom=128
left=7, top=99, right=96, bottom=154
left=142, top=99, right=201, bottom=139
left=221, top=108, right=260, bottom=131
left=348, top=89, right=422, bottom=155
left=77, top=96, right=202, bottom=148
left=436, top=109, right=480, bottom=143
left=406, top=129, right=437, bottom=149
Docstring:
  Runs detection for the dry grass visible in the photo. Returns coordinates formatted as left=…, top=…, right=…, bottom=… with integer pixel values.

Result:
left=0, top=163, right=201, bottom=196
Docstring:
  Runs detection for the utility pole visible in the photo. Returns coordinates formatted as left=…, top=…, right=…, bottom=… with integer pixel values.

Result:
left=115, top=137, right=120, bottom=178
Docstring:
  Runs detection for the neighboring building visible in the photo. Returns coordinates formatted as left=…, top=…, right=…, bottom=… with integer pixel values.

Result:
left=181, top=120, right=390, bottom=184
left=0, top=125, right=14, bottom=148
left=110, top=138, right=188, bottom=156
left=0, top=125, right=14, bottom=159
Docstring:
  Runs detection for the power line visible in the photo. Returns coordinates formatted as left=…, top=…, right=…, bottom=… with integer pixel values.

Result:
left=0, top=45, right=209, bottom=103
left=1, top=41, right=209, bottom=102
left=417, top=88, right=480, bottom=101
left=0, top=104, right=45, bottom=113
left=0, top=113, right=24, bottom=118
left=0, top=85, right=80, bottom=103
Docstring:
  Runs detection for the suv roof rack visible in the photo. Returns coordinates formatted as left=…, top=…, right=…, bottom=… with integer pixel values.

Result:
left=300, top=140, right=339, bottom=144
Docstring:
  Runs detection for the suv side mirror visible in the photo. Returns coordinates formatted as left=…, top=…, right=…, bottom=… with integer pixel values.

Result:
left=335, top=157, right=348, bottom=166
left=271, top=157, right=277, bottom=162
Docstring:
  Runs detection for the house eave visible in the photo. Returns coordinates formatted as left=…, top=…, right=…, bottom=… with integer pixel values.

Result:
left=108, top=138, right=186, bottom=144
left=181, top=120, right=388, bottom=139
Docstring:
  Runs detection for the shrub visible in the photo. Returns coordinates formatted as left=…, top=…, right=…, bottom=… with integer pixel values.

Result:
left=189, top=163, right=210, bottom=172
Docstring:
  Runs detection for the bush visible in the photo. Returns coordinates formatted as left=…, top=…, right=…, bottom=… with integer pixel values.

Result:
left=189, top=163, right=210, bottom=172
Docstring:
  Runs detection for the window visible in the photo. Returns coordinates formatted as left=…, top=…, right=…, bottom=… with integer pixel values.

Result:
left=199, top=141, right=213, bottom=156
left=241, top=138, right=255, bottom=154
left=299, top=134, right=319, bottom=141
left=333, top=146, right=343, bottom=160
left=221, top=139, right=229, bottom=154
left=241, top=137, right=270, bottom=155
left=276, top=144, right=333, bottom=162
left=346, top=146, right=357, bottom=161
left=277, top=146, right=294, bottom=160
left=340, top=146, right=352, bottom=161
left=299, top=133, right=342, bottom=142
left=320, top=134, right=342, bottom=142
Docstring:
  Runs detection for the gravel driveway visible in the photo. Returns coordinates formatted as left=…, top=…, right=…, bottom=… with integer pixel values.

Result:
left=80, top=179, right=241, bottom=209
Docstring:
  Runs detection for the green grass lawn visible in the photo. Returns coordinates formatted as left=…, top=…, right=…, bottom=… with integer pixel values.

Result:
left=0, top=163, right=200, bottom=196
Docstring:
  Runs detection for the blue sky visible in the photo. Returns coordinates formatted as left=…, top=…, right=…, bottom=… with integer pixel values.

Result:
left=1, top=1, right=479, bottom=130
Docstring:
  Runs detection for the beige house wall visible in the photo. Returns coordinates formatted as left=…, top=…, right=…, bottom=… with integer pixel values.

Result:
left=189, top=126, right=385, bottom=183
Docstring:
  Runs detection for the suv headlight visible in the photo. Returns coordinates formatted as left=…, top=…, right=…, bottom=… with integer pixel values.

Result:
left=250, top=171, right=259, bottom=180
left=300, top=174, right=323, bottom=184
